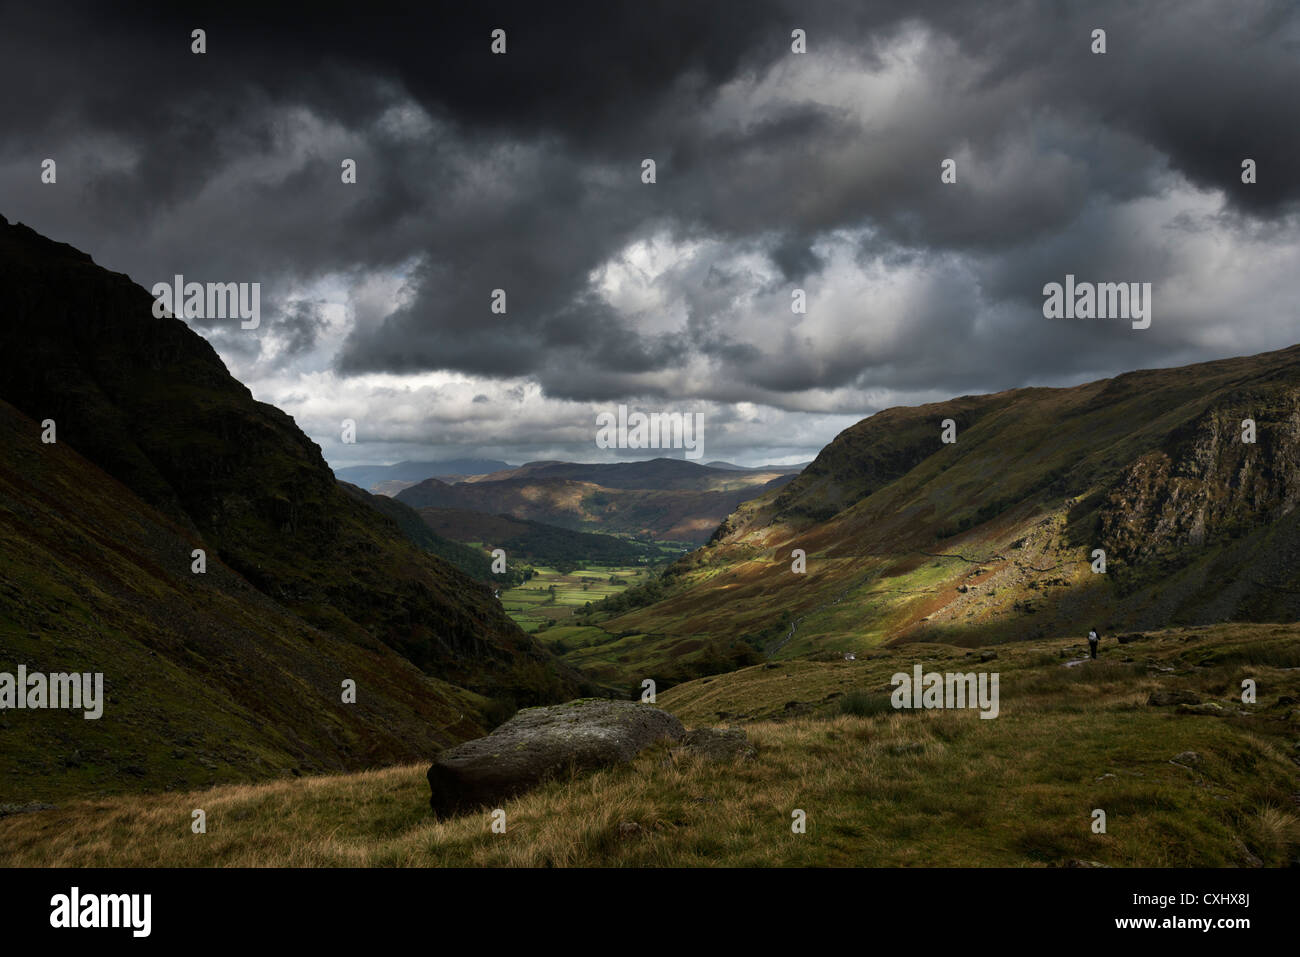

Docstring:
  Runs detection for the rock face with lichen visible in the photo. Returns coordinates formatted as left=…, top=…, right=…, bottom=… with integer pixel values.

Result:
left=427, top=699, right=685, bottom=816
left=1100, top=394, right=1300, bottom=568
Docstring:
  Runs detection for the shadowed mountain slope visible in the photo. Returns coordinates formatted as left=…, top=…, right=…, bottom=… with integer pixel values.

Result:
left=0, top=397, right=495, bottom=801
left=0, top=215, right=582, bottom=800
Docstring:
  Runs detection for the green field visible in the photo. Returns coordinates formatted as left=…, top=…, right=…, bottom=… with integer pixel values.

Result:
left=499, top=561, right=762, bottom=694
left=499, top=564, right=655, bottom=633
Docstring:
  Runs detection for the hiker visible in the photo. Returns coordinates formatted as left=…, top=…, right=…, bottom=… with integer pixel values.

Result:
left=1088, top=627, right=1100, bottom=659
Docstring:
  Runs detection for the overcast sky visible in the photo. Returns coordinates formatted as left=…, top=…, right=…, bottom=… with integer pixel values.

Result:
left=4, top=1, right=1298, bottom=468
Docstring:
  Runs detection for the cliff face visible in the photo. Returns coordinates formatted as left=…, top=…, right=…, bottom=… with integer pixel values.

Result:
left=1101, top=392, right=1300, bottom=561
left=1092, top=388, right=1300, bottom=621
left=0, top=214, right=579, bottom=734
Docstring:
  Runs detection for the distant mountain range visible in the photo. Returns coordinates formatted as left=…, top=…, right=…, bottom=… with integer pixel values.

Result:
left=334, top=459, right=512, bottom=491
left=457, top=458, right=805, bottom=491
left=395, top=460, right=802, bottom=544
left=336, top=456, right=809, bottom=500
left=705, top=460, right=806, bottom=472
left=0, top=215, right=582, bottom=802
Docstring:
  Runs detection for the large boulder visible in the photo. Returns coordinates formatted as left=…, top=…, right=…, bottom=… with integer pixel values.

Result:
left=427, top=699, right=685, bottom=815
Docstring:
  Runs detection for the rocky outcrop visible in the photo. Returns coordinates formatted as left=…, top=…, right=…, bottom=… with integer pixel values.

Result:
left=427, top=699, right=685, bottom=815
left=1099, top=393, right=1300, bottom=566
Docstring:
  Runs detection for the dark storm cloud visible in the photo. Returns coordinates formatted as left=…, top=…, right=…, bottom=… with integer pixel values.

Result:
left=769, top=234, right=825, bottom=282
left=275, top=301, right=330, bottom=356
left=0, top=0, right=1297, bottom=450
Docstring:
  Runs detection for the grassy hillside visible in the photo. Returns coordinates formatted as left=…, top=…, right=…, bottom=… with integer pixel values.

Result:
left=589, top=345, right=1300, bottom=669
left=3, top=623, right=1294, bottom=866
left=0, top=399, right=492, bottom=803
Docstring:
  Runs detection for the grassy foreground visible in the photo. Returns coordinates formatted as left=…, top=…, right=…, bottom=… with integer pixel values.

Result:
left=1, top=624, right=1297, bottom=867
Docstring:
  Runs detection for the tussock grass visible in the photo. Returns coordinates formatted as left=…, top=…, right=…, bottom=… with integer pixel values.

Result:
left=2, top=623, right=1297, bottom=867
left=1194, top=641, right=1300, bottom=669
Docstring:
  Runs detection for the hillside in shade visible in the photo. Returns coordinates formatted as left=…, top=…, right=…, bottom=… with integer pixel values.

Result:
left=0, top=215, right=582, bottom=801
